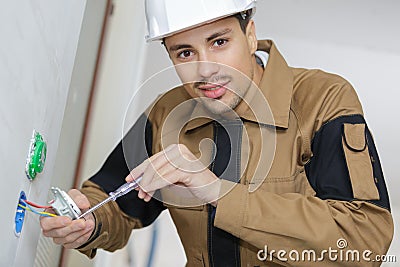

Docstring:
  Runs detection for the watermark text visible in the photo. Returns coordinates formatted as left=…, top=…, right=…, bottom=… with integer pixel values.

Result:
left=257, top=238, right=397, bottom=263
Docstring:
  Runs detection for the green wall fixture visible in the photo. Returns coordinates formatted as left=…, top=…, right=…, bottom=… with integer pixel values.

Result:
left=25, top=130, right=47, bottom=180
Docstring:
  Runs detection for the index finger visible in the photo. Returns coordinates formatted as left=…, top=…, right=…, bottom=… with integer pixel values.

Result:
left=125, top=158, right=150, bottom=183
left=40, top=215, right=72, bottom=232
left=125, top=144, right=176, bottom=183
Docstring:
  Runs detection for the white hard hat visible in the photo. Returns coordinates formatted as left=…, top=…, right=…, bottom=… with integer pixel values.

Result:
left=145, top=0, right=257, bottom=42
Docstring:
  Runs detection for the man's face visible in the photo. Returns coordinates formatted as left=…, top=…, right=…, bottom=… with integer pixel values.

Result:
left=164, top=16, right=261, bottom=115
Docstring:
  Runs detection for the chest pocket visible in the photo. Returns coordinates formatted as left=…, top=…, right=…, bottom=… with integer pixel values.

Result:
left=241, top=122, right=316, bottom=196
left=254, top=168, right=316, bottom=196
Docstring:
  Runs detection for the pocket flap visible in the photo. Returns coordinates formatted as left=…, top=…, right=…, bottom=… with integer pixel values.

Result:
left=343, top=123, right=366, bottom=151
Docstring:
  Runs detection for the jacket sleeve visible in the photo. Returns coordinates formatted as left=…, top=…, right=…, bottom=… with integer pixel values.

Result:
left=214, top=83, right=394, bottom=266
left=76, top=113, right=166, bottom=258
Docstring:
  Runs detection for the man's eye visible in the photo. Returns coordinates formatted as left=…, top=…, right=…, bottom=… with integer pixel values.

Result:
left=213, top=39, right=227, bottom=47
left=178, top=50, right=194, bottom=59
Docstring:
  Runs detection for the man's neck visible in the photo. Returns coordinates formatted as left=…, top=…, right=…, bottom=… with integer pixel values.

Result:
left=253, top=54, right=264, bottom=87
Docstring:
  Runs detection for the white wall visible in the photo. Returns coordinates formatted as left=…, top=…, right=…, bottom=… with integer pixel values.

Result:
left=0, top=1, right=87, bottom=266
left=255, top=1, right=400, bottom=203
left=71, top=0, right=400, bottom=266
left=35, top=1, right=108, bottom=266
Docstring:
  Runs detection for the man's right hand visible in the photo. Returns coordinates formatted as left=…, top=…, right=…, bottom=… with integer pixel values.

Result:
left=40, top=189, right=95, bottom=249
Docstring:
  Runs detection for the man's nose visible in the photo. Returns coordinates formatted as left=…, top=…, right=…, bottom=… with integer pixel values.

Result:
left=197, top=60, right=219, bottom=79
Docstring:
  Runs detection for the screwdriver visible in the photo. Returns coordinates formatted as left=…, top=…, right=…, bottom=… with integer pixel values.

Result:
left=77, top=176, right=142, bottom=220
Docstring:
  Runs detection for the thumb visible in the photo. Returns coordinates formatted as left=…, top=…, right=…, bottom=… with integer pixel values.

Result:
left=67, top=189, right=90, bottom=210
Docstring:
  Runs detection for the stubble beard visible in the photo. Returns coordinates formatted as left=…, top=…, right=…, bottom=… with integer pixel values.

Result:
left=199, top=70, right=254, bottom=115
left=199, top=92, right=242, bottom=115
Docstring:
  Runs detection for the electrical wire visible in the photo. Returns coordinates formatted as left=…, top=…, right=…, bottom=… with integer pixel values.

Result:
left=19, top=200, right=57, bottom=217
left=24, top=200, right=52, bottom=209
left=18, top=203, right=57, bottom=217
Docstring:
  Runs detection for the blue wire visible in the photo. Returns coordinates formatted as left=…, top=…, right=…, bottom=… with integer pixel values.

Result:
left=20, top=199, right=54, bottom=217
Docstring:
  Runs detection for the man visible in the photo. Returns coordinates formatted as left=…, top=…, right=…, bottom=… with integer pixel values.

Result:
left=41, top=0, right=393, bottom=266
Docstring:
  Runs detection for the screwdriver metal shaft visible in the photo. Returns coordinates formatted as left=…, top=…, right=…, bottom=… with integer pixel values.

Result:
left=77, top=176, right=142, bottom=220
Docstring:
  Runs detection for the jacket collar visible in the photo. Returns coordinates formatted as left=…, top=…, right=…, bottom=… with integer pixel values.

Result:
left=184, top=40, right=293, bottom=132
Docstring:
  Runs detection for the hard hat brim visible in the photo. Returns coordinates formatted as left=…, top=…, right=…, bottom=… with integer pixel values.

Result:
left=146, top=7, right=256, bottom=42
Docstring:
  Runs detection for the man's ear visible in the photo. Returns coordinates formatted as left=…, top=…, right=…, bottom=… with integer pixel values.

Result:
left=245, top=20, right=257, bottom=54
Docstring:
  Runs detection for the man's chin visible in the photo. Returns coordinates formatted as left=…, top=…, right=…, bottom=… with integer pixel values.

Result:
left=200, top=98, right=238, bottom=115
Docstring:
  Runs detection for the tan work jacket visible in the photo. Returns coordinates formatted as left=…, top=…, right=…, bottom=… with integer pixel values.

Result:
left=78, top=40, right=393, bottom=266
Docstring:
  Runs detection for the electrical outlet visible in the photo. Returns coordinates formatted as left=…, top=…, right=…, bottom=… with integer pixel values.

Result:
left=15, top=191, right=27, bottom=237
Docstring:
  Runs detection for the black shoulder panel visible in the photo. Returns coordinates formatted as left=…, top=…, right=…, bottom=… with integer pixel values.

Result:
left=305, top=114, right=390, bottom=211
left=89, top=113, right=165, bottom=226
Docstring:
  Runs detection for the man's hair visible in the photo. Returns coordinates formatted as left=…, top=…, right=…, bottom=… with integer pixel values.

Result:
left=234, top=9, right=254, bottom=33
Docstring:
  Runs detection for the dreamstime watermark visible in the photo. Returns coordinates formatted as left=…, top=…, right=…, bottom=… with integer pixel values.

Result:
left=257, top=238, right=397, bottom=263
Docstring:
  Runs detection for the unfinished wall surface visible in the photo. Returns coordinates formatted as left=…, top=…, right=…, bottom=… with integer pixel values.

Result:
left=0, top=1, right=87, bottom=266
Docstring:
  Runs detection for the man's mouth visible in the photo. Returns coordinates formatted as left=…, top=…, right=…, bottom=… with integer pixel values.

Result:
left=197, top=81, right=230, bottom=99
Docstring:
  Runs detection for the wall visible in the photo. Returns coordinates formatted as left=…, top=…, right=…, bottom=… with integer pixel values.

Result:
left=70, top=0, right=400, bottom=266
left=35, top=0, right=108, bottom=266
left=0, top=1, right=87, bottom=266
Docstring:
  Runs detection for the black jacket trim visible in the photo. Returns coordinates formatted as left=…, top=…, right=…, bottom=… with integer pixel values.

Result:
left=305, top=114, right=390, bottom=211
left=89, top=113, right=165, bottom=226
